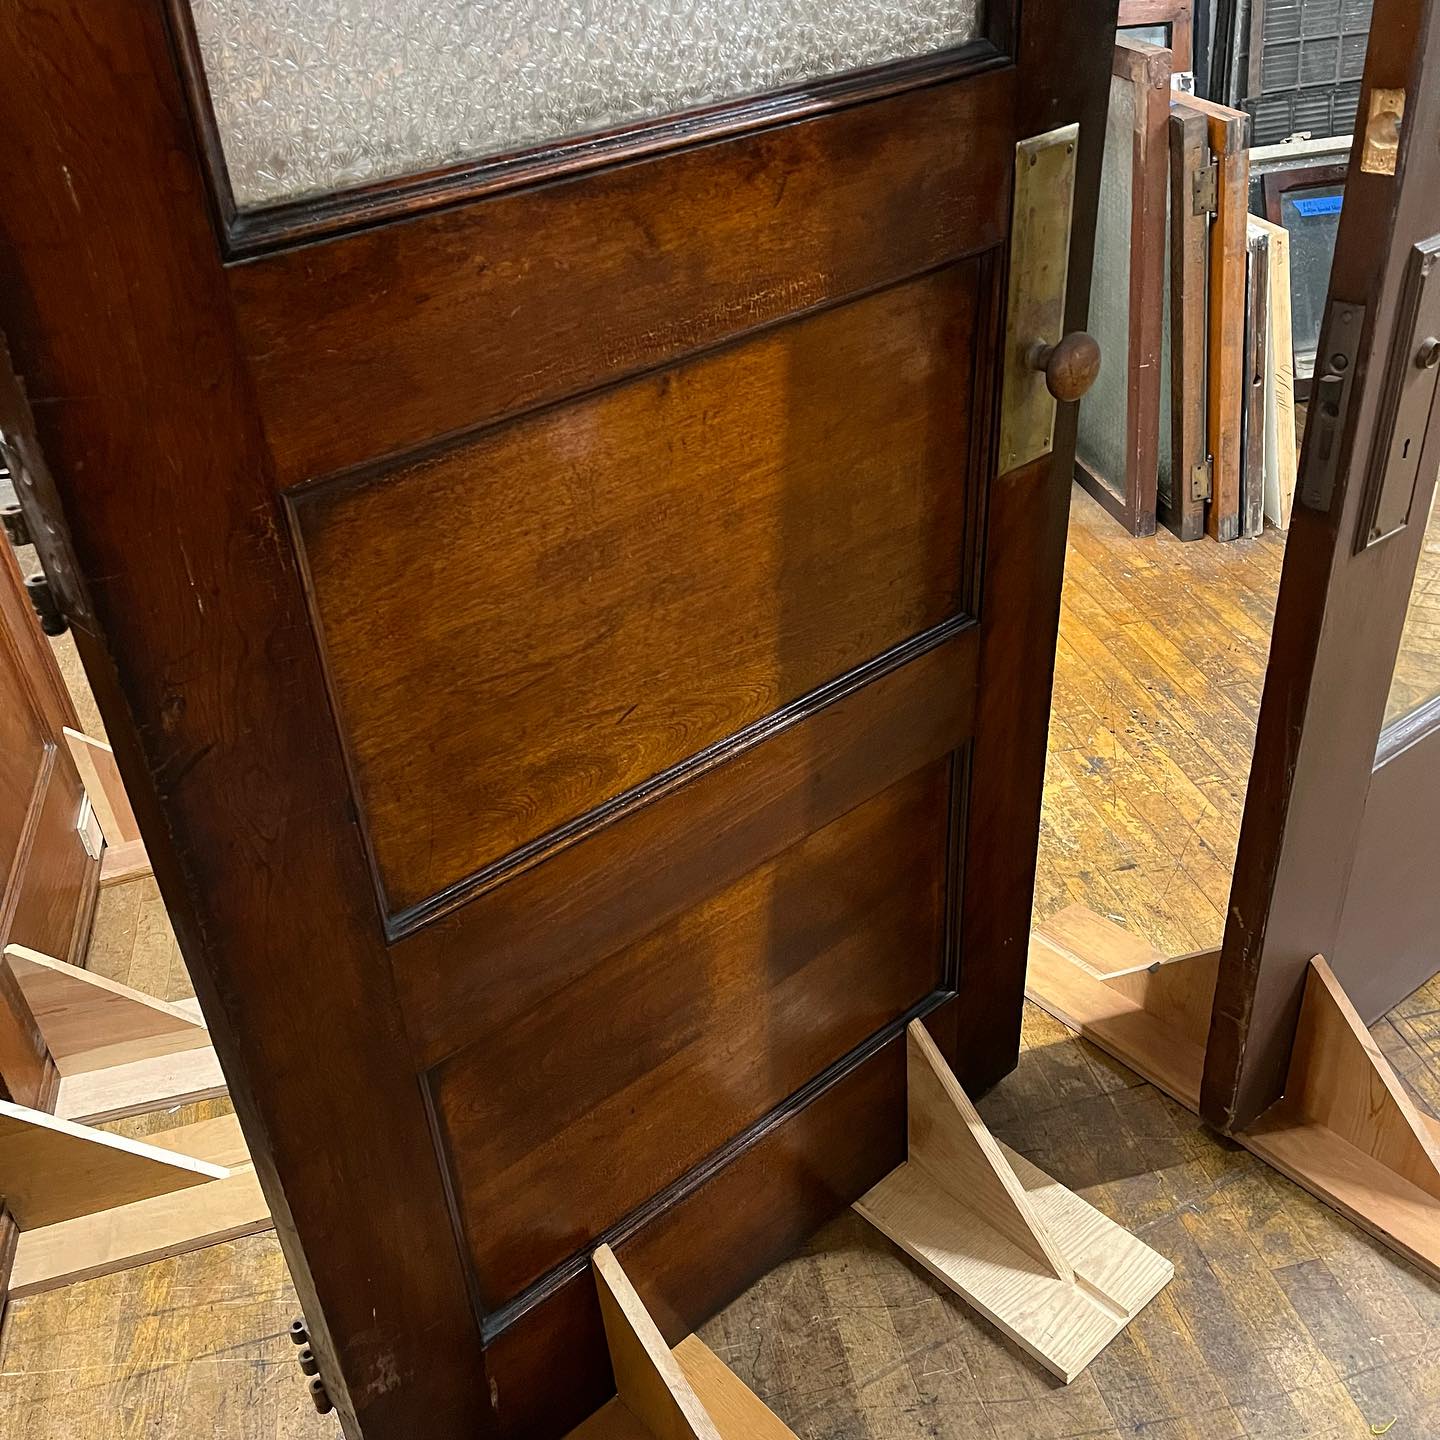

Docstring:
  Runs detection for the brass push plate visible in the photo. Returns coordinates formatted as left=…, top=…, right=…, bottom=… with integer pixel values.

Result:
left=998, top=124, right=1080, bottom=475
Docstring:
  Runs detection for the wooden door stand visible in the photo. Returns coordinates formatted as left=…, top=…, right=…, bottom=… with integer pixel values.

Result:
left=565, top=1244, right=797, bottom=1440
left=1027, top=906, right=1440, bottom=1279
left=853, top=1020, right=1172, bottom=1383
left=61, top=727, right=153, bottom=887
left=0, top=941, right=271, bottom=1301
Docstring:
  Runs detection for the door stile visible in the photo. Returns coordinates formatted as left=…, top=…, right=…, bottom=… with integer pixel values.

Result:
left=0, top=6, right=490, bottom=1435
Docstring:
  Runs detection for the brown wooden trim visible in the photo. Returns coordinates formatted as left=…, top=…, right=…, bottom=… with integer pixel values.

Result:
left=1118, top=0, right=1196, bottom=71
left=1184, top=94, right=1250, bottom=541
left=165, top=0, right=1019, bottom=258
left=1162, top=101, right=1211, bottom=541
left=0, top=6, right=490, bottom=1432
left=1203, top=10, right=1434, bottom=1131
left=1262, top=163, right=1349, bottom=226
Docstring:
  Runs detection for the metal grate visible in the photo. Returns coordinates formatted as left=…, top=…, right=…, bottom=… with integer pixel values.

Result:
left=1243, top=0, right=1371, bottom=145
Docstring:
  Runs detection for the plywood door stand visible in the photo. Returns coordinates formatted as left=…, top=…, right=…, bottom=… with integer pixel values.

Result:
left=1026, top=906, right=1440, bottom=1280
left=0, top=942, right=272, bottom=1300
left=853, top=1020, right=1173, bottom=1383
left=565, top=1244, right=797, bottom=1440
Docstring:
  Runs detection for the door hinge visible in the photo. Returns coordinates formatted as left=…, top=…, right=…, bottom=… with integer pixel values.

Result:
left=24, top=571, right=68, bottom=636
left=1190, top=457, right=1213, bottom=502
left=2, top=501, right=31, bottom=548
left=1192, top=163, right=1218, bottom=216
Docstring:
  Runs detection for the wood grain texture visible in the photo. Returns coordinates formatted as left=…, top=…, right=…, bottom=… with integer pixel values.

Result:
left=903, top=1022, right=1070, bottom=1281
left=294, top=267, right=981, bottom=917
left=1182, top=95, right=1250, bottom=543
left=433, top=763, right=950, bottom=1313
left=230, top=69, right=1015, bottom=484
left=62, top=728, right=139, bottom=847
left=100, top=837, right=151, bottom=888
left=593, top=1245, right=721, bottom=1440
left=0, top=1098, right=225, bottom=1229
left=55, top=1044, right=227, bottom=1127
left=3, top=942, right=208, bottom=1075
left=395, top=629, right=977, bottom=1071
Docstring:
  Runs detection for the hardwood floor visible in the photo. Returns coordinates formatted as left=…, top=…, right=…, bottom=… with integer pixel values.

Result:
left=4, top=486, right=1440, bottom=1438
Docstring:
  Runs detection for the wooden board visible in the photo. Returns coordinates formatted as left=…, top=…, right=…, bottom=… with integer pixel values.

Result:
left=855, top=1021, right=1172, bottom=1384
left=4, top=942, right=208, bottom=1074
left=61, top=728, right=139, bottom=847
left=857, top=1137, right=1172, bottom=1384
left=54, top=1043, right=227, bottom=1126
left=99, top=837, right=151, bottom=887
left=8, top=1113, right=268, bottom=1296
left=0, top=1098, right=226, bottom=1228
left=1182, top=94, right=1250, bottom=541
left=1251, top=215, right=1298, bottom=528
left=566, top=1337, right=798, bottom=1440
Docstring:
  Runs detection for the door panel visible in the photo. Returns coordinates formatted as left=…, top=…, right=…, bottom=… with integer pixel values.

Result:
left=0, top=2, right=1115, bottom=1435
left=229, top=66, right=1013, bottom=482
left=434, top=757, right=951, bottom=1313
left=293, top=265, right=982, bottom=917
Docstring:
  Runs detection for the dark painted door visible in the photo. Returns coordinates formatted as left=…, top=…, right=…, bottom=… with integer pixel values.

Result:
left=1206, top=0, right=1440, bottom=1132
left=0, top=3, right=1114, bottom=1435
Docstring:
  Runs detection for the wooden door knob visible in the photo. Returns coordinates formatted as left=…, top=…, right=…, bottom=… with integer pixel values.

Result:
left=1027, top=332, right=1101, bottom=403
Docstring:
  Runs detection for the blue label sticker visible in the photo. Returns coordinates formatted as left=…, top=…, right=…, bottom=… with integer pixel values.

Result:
left=1293, top=194, right=1344, bottom=217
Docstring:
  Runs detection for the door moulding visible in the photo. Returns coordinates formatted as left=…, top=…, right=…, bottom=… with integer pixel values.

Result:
left=853, top=1019, right=1173, bottom=1383
left=1027, top=905, right=1440, bottom=1281
left=565, top=1243, right=797, bottom=1440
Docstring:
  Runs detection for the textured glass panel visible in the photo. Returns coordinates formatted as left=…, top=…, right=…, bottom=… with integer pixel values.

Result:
left=1076, top=75, right=1135, bottom=499
left=1383, top=480, right=1440, bottom=731
left=188, top=0, right=985, bottom=210
left=1280, top=181, right=1343, bottom=380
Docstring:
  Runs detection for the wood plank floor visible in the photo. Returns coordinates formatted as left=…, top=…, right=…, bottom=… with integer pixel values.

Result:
left=4, top=487, right=1439, bottom=1438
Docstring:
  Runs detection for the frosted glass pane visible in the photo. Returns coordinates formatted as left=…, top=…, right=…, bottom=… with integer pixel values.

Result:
left=188, top=0, right=985, bottom=210
left=1076, top=74, right=1135, bottom=499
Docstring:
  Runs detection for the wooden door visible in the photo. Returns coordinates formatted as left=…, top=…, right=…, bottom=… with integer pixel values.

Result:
left=0, top=4, right=1114, bottom=1435
left=1205, top=0, right=1440, bottom=1133
left=0, top=522, right=97, bottom=1111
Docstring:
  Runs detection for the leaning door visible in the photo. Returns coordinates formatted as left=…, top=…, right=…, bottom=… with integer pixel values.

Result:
left=1206, top=0, right=1440, bottom=1133
left=0, top=3, right=1114, bottom=1436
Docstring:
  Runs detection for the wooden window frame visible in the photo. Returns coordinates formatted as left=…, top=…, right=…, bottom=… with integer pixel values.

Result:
left=1117, top=0, right=1196, bottom=72
left=1074, top=35, right=1170, bottom=538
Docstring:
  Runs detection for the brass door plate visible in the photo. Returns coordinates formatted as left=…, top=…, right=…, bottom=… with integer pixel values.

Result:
left=998, top=124, right=1080, bottom=475
left=1360, top=87, right=1404, bottom=176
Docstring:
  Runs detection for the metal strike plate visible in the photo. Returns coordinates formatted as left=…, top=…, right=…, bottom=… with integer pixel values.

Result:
left=1298, top=301, right=1366, bottom=516
left=1358, top=236, right=1440, bottom=550
left=998, top=123, right=1079, bottom=475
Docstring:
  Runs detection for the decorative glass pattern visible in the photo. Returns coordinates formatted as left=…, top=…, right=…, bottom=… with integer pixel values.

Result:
left=187, top=0, right=985, bottom=210
left=1383, top=480, right=1440, bottom=731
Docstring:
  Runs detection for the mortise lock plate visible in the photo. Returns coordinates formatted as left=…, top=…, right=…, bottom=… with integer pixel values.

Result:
left=999, top=124, right=1081, bottom=475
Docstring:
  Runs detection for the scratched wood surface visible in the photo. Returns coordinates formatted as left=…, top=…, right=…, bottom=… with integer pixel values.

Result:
left=5, top=488, right=1440, bottom=1437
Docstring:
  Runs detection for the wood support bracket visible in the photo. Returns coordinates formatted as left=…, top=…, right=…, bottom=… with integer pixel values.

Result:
left=1025, top=905, right=1219, bottom=1110
left=1244, top=956, right=1440, bottom=1278
left=566, top=1244, right=797, bottom=1440
left=61, top=726, right=151, bottom=881
left=853, top=1019, right=1173, bottom=1383
left=1027, top=905, right=1440, bottom=1281
left=0, top=948, right=270, bottom=1300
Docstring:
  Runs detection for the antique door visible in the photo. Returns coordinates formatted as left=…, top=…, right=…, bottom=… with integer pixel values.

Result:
left=1205, top=0, right=1440, bottom=1133
left=0, top=3, right=1114, bottom=1436
left=0, top=515, right=97, bottom=1111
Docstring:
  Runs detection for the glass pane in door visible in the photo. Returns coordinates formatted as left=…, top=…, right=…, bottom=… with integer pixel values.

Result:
left=1383, top=477, right=1440, bottom=729
left=187, top=0, right=985, bottom=210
